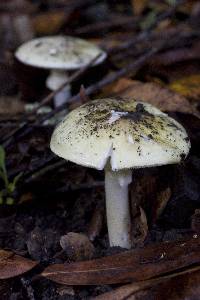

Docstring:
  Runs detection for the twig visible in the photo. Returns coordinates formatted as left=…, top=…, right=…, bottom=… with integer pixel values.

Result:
left=1, top=53, right=102, bottom=146
left=73, top=15, right=139, bottom=36
left=24, top=159, right=66, bottom=183
left=58, top=181, right=104, bottom=192
left=113, top=29, right=200, bottom=64
left=109, top=0, right=186, bottom=54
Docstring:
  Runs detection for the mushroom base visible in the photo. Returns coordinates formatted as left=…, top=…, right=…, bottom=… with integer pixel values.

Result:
left=105, top=168, right=132, bottom=249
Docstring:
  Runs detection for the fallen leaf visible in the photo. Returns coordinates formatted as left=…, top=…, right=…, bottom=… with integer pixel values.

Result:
left=32, top=11, right=68, bottom=35
left=42, top=236, right=200, bottom=285
left=169, top=74, right=200, bottom=102
left=93, top=266, right=200, bottom=300
left=131, top=0, right=148, bottom=15
left=0, top=96, right=24, bottom=115
left=87, top=204, right=104, bottom=242
left=103, top=78, right=198, bottom=116
left=152, top=187, right=172, bottom=223
left=134, top=269, right=200, bottom=300
left=60, top=232, right=95, bottom=261
left=131, top=206, right=148, bottom=246
left=0, top=249, right=38, bottom=279
left=130, top=173, right=157, bottom=217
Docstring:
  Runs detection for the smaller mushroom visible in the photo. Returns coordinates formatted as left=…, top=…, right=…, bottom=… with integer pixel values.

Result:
left=15, top=36, right=107, bottom=107
left=50, top=98, right=191, bottom=249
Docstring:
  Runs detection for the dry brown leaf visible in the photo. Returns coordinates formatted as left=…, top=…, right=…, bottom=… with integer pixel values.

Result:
left=60, top=232, right=95, bottom=261
left=132, top=206, right=148, bottom=246
left=94, top=266, right=200, bottom=300
left=105, top=78, right=198, bottom=116
left=32, top=11, right=67, bottom=35
left=134, top=269, right=200, bottom=300
left=0, top=249, right=38, bottom=279
left=42, top=236, right=200, bottom=286
left=130, top=173, right=157, bottom=216
left=152, top=187, right=172, bottom=223
left=87, top=205, right=104, bottom=242
left=131, top=0, right=148, bottom=15
left=169, top=74, right=200, bottom=102
left=0, top=96, right=24, bottom=115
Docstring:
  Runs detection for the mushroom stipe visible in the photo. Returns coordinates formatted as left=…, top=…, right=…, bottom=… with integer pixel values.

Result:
left=50, top=98, right=190, bottom=249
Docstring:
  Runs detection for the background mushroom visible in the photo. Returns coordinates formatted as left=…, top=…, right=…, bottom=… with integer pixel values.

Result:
left=15, top=36, right=107, bottom=107
left=50, top=98, right=190, bottom=249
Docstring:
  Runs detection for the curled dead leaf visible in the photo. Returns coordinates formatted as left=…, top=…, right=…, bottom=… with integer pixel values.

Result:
left=169, top=74, right=200, bottom=102
left=60, top=232, right=95, bottom=261
left=87, top=205, right=104, bottom=242
left=152, top=187, right=172, bottom=223
left=42, top=236, right=200, bottom=286
left=131, top=206, right=148, bottom=246
left=0, top=249, right=38, bottom=279
left=94, top=267, right=200, bottom=300
left=104, top=78, right=199, bottom=116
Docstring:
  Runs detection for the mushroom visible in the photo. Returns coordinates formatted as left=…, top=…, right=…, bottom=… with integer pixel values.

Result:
left=15, top=36, right=107, bottom=107
left=50, top=98, right=190, bottom=249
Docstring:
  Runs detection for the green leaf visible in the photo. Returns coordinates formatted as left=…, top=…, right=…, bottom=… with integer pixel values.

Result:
left=8, top=173, right=22, bottom=194
left=6, top=197, right=14, bottom=205
left=12, top=173, right=22, bottom=188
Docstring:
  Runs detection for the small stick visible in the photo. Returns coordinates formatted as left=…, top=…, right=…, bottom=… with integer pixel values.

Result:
left=109, top=0, right=186, bottom=54
left=73, top=15, right=139, bottom=36
left=24, top=159, right=66, bottom=183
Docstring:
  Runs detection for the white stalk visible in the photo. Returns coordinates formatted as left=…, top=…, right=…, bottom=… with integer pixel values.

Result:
left=105, top=168, right=132, bottom=249
left=46, top=69, right=71, bottom=107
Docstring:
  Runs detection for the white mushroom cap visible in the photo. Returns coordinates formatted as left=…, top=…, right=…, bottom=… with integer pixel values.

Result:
left=15, top=36, right=107, bottom=70
left=50, top=98, right=190, bottom=171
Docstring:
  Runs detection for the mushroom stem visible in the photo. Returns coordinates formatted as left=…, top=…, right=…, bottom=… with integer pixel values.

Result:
left=105, top=168, right=132, bottom=249
left=46, top=69, right=71, bottom=107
